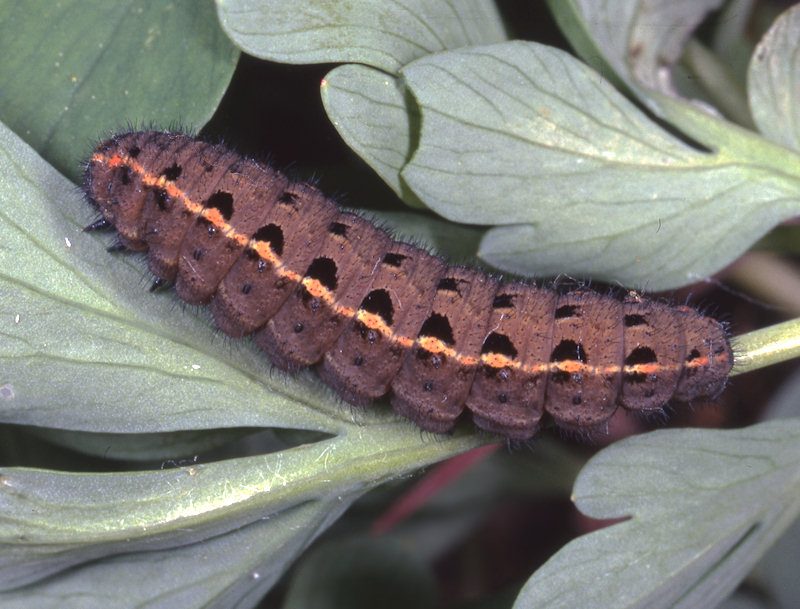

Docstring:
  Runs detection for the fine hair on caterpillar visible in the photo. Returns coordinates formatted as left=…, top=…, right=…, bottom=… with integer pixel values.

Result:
left=83, top=130, right=734, bottom=441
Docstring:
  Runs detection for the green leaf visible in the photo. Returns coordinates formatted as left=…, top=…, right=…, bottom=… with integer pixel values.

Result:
left=399, top=41, right=800, bottom=289
left=513, top=420, right=800, bottom=609
left=322, top=65, right=423, bottom=204
left=748, top=4, right=800, bottom=150
left=0, top=497, right=353, bottom=608
left=0, top=0, right=238, bottom=182
left=1, top=4, right=795, bottom=606
left=763, top=366, right=800, bottom=421
left=216, top=0, right=506, bottom=73
left=0, top=429, right=485, bottom=594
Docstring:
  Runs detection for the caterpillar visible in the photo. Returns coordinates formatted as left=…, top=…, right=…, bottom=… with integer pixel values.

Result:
left=83, top=130, right=733, bottom=440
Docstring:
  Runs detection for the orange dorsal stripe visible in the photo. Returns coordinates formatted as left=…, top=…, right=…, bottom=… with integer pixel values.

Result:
left=95, top=151, right=720, bottom=380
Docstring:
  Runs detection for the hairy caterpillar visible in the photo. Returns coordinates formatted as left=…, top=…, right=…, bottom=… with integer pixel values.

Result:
left=84, top=131, right=733, bottom=440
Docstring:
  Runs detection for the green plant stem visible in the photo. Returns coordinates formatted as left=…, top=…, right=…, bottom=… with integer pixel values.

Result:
left=732, top=319, right=800, bottom=375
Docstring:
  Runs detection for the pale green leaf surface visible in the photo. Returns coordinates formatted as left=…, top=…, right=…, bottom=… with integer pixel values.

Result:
left=400, top=41, right=800, bottom=288
left=0, top=0, right=238, bottom=183
left=216, top=0, right=506, bottom=74
left=513, top=420, right=800, bottom=609
left=322, top=65, right=420, bottom=202
left=0, top=497, right=352, bottom=609
left=0, top=428, right=485, bottom=593
left=748, top=4, right=800, bottom=150
left=545, top=0, right=638, bottom=91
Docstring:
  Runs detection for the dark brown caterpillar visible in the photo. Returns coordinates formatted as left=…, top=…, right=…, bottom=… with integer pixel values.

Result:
left=83, top=131, right=733, bottom=440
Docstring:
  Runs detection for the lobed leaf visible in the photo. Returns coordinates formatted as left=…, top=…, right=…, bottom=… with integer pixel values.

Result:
left=514, top=420, right=800, bottom=609
left=400, top=41, right=800, bottom=289
left=322, top=64, right=422, bottom=203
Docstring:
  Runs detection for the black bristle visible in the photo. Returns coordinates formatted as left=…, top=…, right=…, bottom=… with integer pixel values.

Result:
left=83, top=218, right=112, bottom=232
